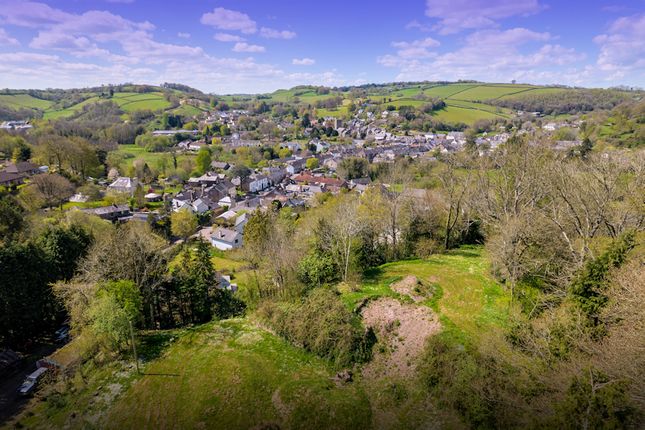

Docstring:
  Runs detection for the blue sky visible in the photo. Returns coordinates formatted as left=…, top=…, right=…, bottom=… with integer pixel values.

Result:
left=0, top=0, right=643, bottom=93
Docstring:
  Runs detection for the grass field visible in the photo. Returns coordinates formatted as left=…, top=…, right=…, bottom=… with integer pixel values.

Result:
left=0, top=94, right=54, bottom=110
left=433, top=105, right=504, bottom=123
left=113, top=144, right=195, bottom=171
left=36, top=92, right=172, bottom=119
left=449, top=85, right=535, bottom=101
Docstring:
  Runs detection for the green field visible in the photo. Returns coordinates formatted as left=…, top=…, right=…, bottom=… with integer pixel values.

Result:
left=113, top=144, right=195, bottom=172
left=0, top=94, right=54, bottom=110
left=448, top=84, right=536, bottom=101
left=42, top=92, right=172, bottom=119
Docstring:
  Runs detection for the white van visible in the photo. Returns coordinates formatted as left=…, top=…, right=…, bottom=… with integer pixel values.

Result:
left=18, top=366, right=49, bottom=396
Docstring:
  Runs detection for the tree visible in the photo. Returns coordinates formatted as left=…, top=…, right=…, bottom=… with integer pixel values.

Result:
left=306, top=157, right=319, bottom=170
left=315, top=196, right=363, bottom=281
left=171, top=208, right=198, bottom=240
left=438, top=156, right=472, bottom=249
left=78, top=223, right=167, bottom=328
left=0, top=195, right=24, bottom=242
left=89, top=280, right=142, bottom=352
left=133, top=184, right=146, bottom=209
left=0, top=242, right=56, bottom=344
left=195, top=147, right=212, bottom=175
left=338, top=157, right=368, bottom=180
left=30, top=173, right=75, bottom=209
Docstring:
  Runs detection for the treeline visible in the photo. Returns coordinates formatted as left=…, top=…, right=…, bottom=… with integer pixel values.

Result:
left=0, top=196, right=244, bottom=351
left=237, top=139, right=644, bottom=424
left=489, top=88, right=635, bottom=115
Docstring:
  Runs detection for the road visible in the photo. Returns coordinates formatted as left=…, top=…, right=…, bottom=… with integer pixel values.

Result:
left=0, top=342, right=58, bottom=425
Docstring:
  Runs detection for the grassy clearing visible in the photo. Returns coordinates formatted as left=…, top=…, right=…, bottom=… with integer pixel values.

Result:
left=343, top=246, right=510, bottom=339
left=113, top=144, right=195, bottom=171
left=105, top=319, right=371, bottom=430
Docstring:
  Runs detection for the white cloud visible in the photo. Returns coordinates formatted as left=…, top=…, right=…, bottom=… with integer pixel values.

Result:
left=0, top=28, right=19, bottom=46
left=177, top=32, right=190, bottom=39
left=260, top=27, right=296, bottom=39
left=391, top=37, right=440, bottom=58
left=378, top=28, right=585, bottom=85
left=200, top=7, right=257, bottom=34
left=232, top=42, right=266, bottom=53
left=214, top=33, right=245, bottom=42
left=0, top=2, right=348, bottom=93
left=405, top=20, right=431, bottom=32
left=292, top=58, right=315, bottom=66
left=594, top=13, right=645, bottom=80
left=0, top=1, right=72, bottom=27
left=425, top=0, right=544, bottom=34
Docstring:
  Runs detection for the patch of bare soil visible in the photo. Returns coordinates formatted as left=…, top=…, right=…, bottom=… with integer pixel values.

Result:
left=390, top=275, right=425, bottom=302
left=361, top=298, right=440, bottom=379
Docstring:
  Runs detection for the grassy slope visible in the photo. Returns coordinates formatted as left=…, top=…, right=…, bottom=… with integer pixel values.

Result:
left=11, top=246, right=511, bottom=429
left=343, top=246, right=509, bottom=337
left=43, top=92, right=172, bottom=119
left=106, top=320, right=372, bottom=430
left=0, top=94, right=54, bottom=110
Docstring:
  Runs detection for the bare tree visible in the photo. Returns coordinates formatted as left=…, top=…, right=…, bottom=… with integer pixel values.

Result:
left=30, top=173, right=75, bottom=209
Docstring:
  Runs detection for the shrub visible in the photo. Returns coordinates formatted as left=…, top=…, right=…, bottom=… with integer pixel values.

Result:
left=570, top=232, right=635, bottom=329
left=258, top=289, right=375, bottom=367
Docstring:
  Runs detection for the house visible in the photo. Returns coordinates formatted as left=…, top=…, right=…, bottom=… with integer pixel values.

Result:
left=3, top=161, right=40, bottom=176
left=218, top=195, right=234, bottom=208
left=217, top=209, right=238, bottom=221
left=211, top=227, right=243, bottom=250
left=177, top=140, right=206, bottom=151
left=1, top=120, right=33, bottom=130
left=234, top=213, right=249, bottom=233
left=211, top=161, right=230, bottom=171
left=218, top=275, right=238, bottom=292
left=152, top=129, right=198, bottom=137
left=323, top=157, right=340, bottom=171
left=286, top=158, right=307, bottom=175
left=108, top=177, right=138, bottom=195
left=0, top=171, right=24, bottom=187
left=82, top=204, right=131, bottom=221
left=312, top=139, right=330, bottom=153
left=242, top=174, right=269, bottom=193
left=262, top=167, right=286, bottom=185
left=69, top=193, right=90, bottom=203
left=284, top=142, right=302, bottom=153
left=145, top=192, right=162, bottom=202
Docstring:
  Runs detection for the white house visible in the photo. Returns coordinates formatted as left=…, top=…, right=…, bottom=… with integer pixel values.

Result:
left=108, top=177, right=138, bottom=195
left=211, top=227, right=243, bottom=251
left=244, top=174, right=269, bottom=193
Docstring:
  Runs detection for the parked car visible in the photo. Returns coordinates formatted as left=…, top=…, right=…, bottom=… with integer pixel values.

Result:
left=54, top=325, right=70, bottom=343
left=18, top=367, right=49, bottom=396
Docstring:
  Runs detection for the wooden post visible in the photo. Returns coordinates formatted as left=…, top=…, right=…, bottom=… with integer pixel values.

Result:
left=129, top=319, right=140, bottom=374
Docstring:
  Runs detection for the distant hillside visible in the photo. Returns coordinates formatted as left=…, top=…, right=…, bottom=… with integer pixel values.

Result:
left=0, top=84, right=210, bottom=121
left=1, top=81, right=641, bottom=126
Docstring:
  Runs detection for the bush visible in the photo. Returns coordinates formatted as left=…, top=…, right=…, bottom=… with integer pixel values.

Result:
left=419, top=334, right=524, bottom=428
left=570, top=232, right=635, bottom=329
left=258, top=289, right=375, bottom=367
